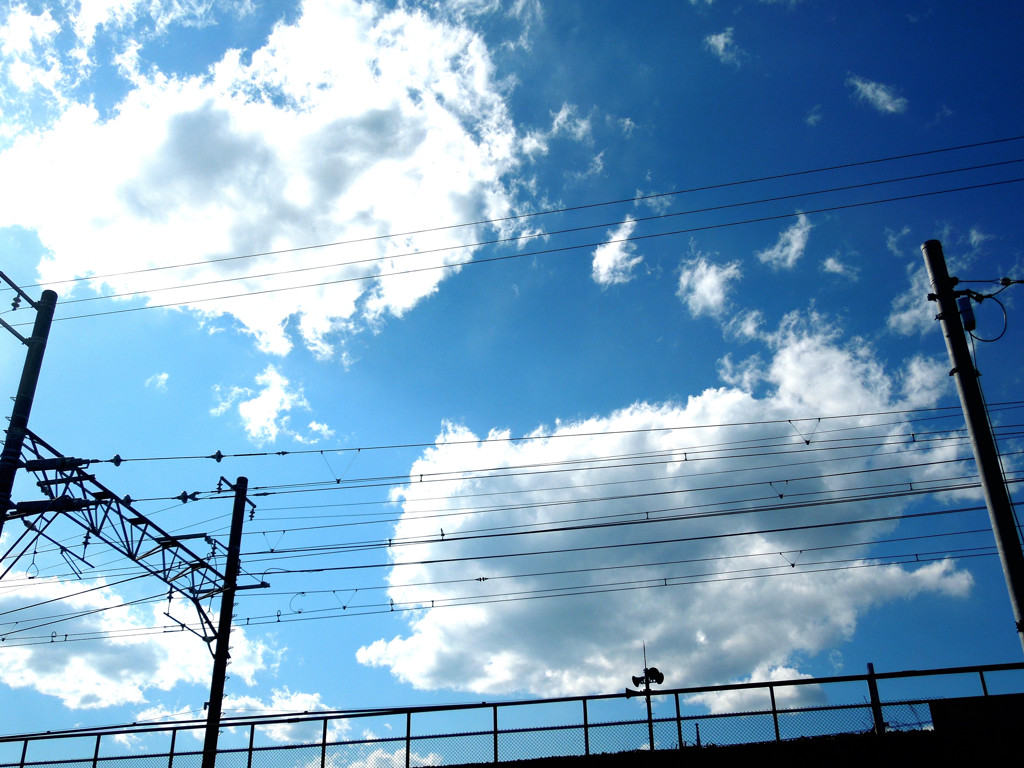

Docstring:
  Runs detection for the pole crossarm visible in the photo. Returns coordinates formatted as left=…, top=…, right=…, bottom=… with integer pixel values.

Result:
left=4, top=429, right=251, bottom=644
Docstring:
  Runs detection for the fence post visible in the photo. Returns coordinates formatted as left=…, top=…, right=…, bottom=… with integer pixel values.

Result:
left=321, top=717, right=328, bottom=767
left=247, top=723, right=256, bottom=768
left=92, top=734, right=101, bottom=768
left=769, top=685, right=780, bottom=742
left=18, top=739, right=27, bottom=768
left=406, top=711, right=412, bottom=768
left=674, top=693, right=683, bottom=749
left=979, top=670, right=989, bottom=696
left=168, top=729, right=177, bottom=768
left=582, top=699, right=590, bottom=756
left=492, top=705, right=499, bottom=763
left=866, top=663, right=886, bottom=734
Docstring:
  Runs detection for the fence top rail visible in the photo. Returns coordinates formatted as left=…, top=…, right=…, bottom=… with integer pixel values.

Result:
left=2, top=660, right=1021, bottom=744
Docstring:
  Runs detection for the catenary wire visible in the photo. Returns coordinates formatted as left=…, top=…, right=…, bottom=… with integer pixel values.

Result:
left=9, top=134, right=1022, bottom=292
left=14, top=176, right=1024, bottom=327
left=44, top=157, right=1024, bottom=309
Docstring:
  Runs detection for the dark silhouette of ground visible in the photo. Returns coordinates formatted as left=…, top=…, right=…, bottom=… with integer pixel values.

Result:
left=452, top=728, right=1013, bottom=768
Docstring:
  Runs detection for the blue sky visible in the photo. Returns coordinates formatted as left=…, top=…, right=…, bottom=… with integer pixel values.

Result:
left=1, top=0, right=1023, bottom=744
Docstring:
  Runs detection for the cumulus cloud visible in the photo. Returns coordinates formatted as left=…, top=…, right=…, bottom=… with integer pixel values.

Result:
left=0, top=575, right=273, bottom=709
left=899, top=355, right=948, bottom=408
left=133, top=687, right=339, bottom=744
left=846, top=74, right=908, bottom=114
left=212, top=365, right=332, bottom=445
left=887, top=262, right=936, bottom=337
left=591, top=216, right=642, bottom=285
left=677, top=255, right=742, bottom=317
left=756, top=214, right=812, bottom=269
left=0, top=0, right=529, bottom=357
left=357, top=313, right=972, bottom=699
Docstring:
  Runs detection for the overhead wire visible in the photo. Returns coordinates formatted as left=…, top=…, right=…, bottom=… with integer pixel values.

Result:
left=13, top=415, right=992, bottom=560
left=73, top=401, right=992, bottom=466
left=1, top=542, right=998, bottom=646
left=11, top=407, right=1018, bottom=565
left=18, top=176, right=1023, bottom=326
left=8, top=133, right=1023, bottom=292
left=35, top=157, right=1024, bottom=310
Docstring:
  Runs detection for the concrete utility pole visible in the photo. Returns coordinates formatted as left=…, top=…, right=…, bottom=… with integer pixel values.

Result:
left=922, top=239, right=1024, bottom=654
left=0, top=275, right=57, bottom=544
left=202, top=476, right=250, bottom=768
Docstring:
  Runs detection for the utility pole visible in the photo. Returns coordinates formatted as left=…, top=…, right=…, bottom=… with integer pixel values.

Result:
left=625, top=649, right=664, bottom=752
left=922, top=239, right=1024, bottom=654
left=202, top=476, right=250, bottom=768
left=0, top=274, right=57, bottom=544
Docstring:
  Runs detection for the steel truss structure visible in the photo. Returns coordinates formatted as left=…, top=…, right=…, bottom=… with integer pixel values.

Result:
left=1, top=428, right=254, bottom=649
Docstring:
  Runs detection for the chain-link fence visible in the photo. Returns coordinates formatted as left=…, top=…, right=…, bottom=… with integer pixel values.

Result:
left=1, top=661, right=1021, bottom=768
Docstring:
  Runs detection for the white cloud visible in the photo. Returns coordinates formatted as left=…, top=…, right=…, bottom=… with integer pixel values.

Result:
left=357, top=314, right=973, bottom=698
left=725, top=309, right=764, bottom=341
left=550, top=102, right=592, bottom=142
left=846, top=74, right=908, bottom=114
left=887, top=263, right=936, bottom=337
left=520, top=102, right=593, bottom=159
left=821, top=255, right=858, bottom=279
left=704, top=28, right=743, bottom=67
left=677, top=255, right=742, bottom=317
left=0, top=3, right=64, bottom=128
left=308, top=421, right=335, bottom=439
left=686, top=664, right=820, bottom=713
left=0, top=575, right=273, bottom=709
left=899, top=355, right=947, bottom=409
left=886, top=226, right=911, bottom=257
left=635, top=188, right=672, bottom=214
left=591, top=216, right=642, bottom=286
left=222, top=688, right=346, bottom=743
left=211, top=365, right=332, bottom=444
left=968, top=227, right=993, bottom=251
left=0, top=0, right=528, bottom=358
left=145, top=372, right=169, bottom=391
left=805, top=105, right=822, bottom=126
left=231, top=365, right=309, bottom=445
left=756, top=214, right=812, bottom=269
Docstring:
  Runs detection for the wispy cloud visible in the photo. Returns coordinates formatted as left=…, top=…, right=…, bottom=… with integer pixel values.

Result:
left=756, top=214, right=813, bottom=269
left=704, top=28, right=744, bottom=67
left=846, top=74, right=908, bottom=114
left=822, top=255, right=859, bottom=280
left=145, top=372, right=169, bottom=391
left=592, top=216, right=642, bottom=286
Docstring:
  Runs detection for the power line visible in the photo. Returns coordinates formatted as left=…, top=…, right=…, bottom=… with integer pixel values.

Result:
left=2, top=546, right=996, bottom=646
left=237, top=504, right=988, bottom=575
left=85, top=402, right=994, bottom=466
left=13, top=176, right=1024, bottom=327
left=9, top=134, right=1022, bottom=292
left=43, top=157, right=1024, bottom=310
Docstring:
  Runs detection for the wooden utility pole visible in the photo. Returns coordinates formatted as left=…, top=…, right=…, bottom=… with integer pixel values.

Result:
left=922, top=239, right=1024, bottom=654
left=0, top=276, right=57, bottom=544
left=202, top=476, right=249, bottom=768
